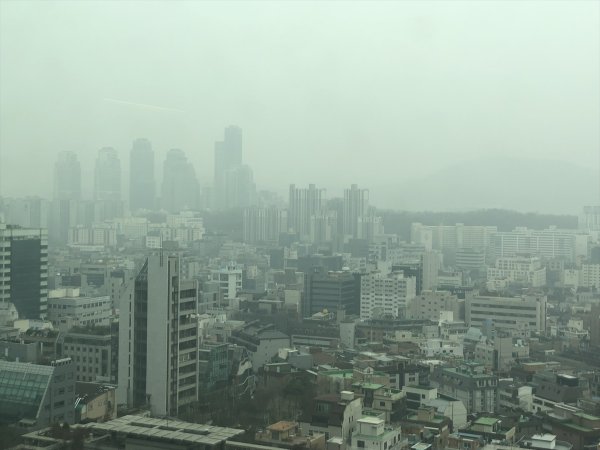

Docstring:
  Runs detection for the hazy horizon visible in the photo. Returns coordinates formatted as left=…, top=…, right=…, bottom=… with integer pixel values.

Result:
left=1, top=1, right=598, bottom=213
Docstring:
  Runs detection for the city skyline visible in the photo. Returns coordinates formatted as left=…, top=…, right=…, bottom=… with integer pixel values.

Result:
left=0, top=1, right=598, bottom=212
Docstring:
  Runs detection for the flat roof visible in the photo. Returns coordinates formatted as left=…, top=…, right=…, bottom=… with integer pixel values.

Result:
left=474, top=417, right=500, bottom=426
left=267, top=421, right=296, bottom=432
left=358, top=416, right=384, bottom=425
left=85, top=415, right=244, bottom=445
left=531, top=434, right=556, bottom=442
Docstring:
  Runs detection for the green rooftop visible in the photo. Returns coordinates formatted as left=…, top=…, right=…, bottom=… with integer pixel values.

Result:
left=573, top=412, right=600, bottom=421
left=321, top=370, right=354, bottom=379
left=564, top=423, right=593, bottom=433
left=474, top=417, right=499, bottom=426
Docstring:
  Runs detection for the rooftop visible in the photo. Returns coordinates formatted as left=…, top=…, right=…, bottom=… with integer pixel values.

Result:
left=84, top=415, right=244, bottom=445
left=474, top=417, right=500, bottom=426
left=267, top=421, right=296, bottom=432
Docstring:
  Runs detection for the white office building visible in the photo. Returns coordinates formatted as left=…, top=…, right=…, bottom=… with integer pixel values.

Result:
left=466, top=295, right=547, bottom=335
left=360, top=271, right=416, bottom=320
left=211, top=264, right=243, bottom=302
left=118, top=254, right=200, bottom=416
left=487, top=255, right=546, bottom=288
left=47, top=288, right=111, bottom=330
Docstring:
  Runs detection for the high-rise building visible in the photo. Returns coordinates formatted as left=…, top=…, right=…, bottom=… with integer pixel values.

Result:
left=360, top=271, right=416, bottom=320
left=51, top=151, right=82, bottom=243
left=0, top=223, right=48, bottom=319
left=129, top=138, right=155, bottom=211
left=214, top=126, right=243, bottom=209
left=1, top=197, right=49, bottom=229
left=288, top=184, right=326, bottom=240
left=223, top=164, right=256, bottom=209
left=53, top=151, right=81, bottom=200
left=118, top=254, right=200, bottom=416
left=161, top=149, right=199, bottom=213
left=343, top=184, right=369, bottom=239
left=94, top=147, right=121, bottom=201
left=243, top=206, right=288, bottom=244
left=310, top=211, right=338, bottom=244
left=94, top=147, right=123, bottom=220
left=303, top=268, right=360, bottom=317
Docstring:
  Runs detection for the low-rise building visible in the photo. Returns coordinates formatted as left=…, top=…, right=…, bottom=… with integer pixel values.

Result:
left=349, top=416, right=403, bottom=450
left=47, top=288, right=112, bottom=330
left=255, top=421, right=326, bottom=450
left=0, top=358, right=75, bottom=429
left=299, top=391, right=363, bottom=442
left=407, top=291, right=462, bottom=322
left=74, top=382, right=117, bottom=423
left=430, top=363, right=498, bottom=414
left=61, top=325, right=117, bottom=383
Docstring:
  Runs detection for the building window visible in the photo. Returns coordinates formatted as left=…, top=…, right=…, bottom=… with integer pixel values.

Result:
left=357, top=441, right=365, bottom=448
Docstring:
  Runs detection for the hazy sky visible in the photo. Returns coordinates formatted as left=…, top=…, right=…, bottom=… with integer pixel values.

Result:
left=0, top=0, right=598, bottom=209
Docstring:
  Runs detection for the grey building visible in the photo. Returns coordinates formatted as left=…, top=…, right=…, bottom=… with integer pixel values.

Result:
left=303, top=268, right=360, bottom=317
left=430, top=362, right=498, bottom=414
left=62, top=325, right=117, bottom=383
left=0, top=358, right=76, bottom=429
left=229, top=323, right=290, bottom=372
left=0, top=223, right=48, bottom=319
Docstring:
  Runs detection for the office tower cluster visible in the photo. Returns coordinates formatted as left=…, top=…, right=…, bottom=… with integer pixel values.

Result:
left=244, top=182, right=383, bottom=250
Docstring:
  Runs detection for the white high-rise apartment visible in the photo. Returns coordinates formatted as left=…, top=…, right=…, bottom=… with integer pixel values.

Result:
left=410, top=223, right=497, bottom=253
left=344, top=184, right=369, bottom=239
left=360, top=271, right=416, bottom=320
left=288, top=184, right=326, bottom=240
left=118, top=254, right=200, bottom=416
left=492, top=227, right=589, bottom=262
left=487, top=256, right=546, bottom=287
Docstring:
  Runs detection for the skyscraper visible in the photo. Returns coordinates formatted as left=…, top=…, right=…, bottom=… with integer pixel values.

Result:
left=51, top=152, right=82, bottom=243
left=343, top=184, right=369, bottom=239
left=94, top=147, right=122, bottom=220
left=118, top=254, right=200, bottom=416
left=129, top=138, right=155, bottom=211
left=288, top=184, right=326, bottom=241
left=223, top=164, right=256, bottom=209
left=161, top=149, right=199, bottom=213
left=94, top=147, right=121, bottom=201
left=0, top=223, right=48, bottom=319
left=53, top=151, right=81, bottom=200
left=214, top=126, right=243, bottom=209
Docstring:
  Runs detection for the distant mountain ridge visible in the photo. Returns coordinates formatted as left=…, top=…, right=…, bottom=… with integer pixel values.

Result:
left=374, top=157, right=597, bottom=214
